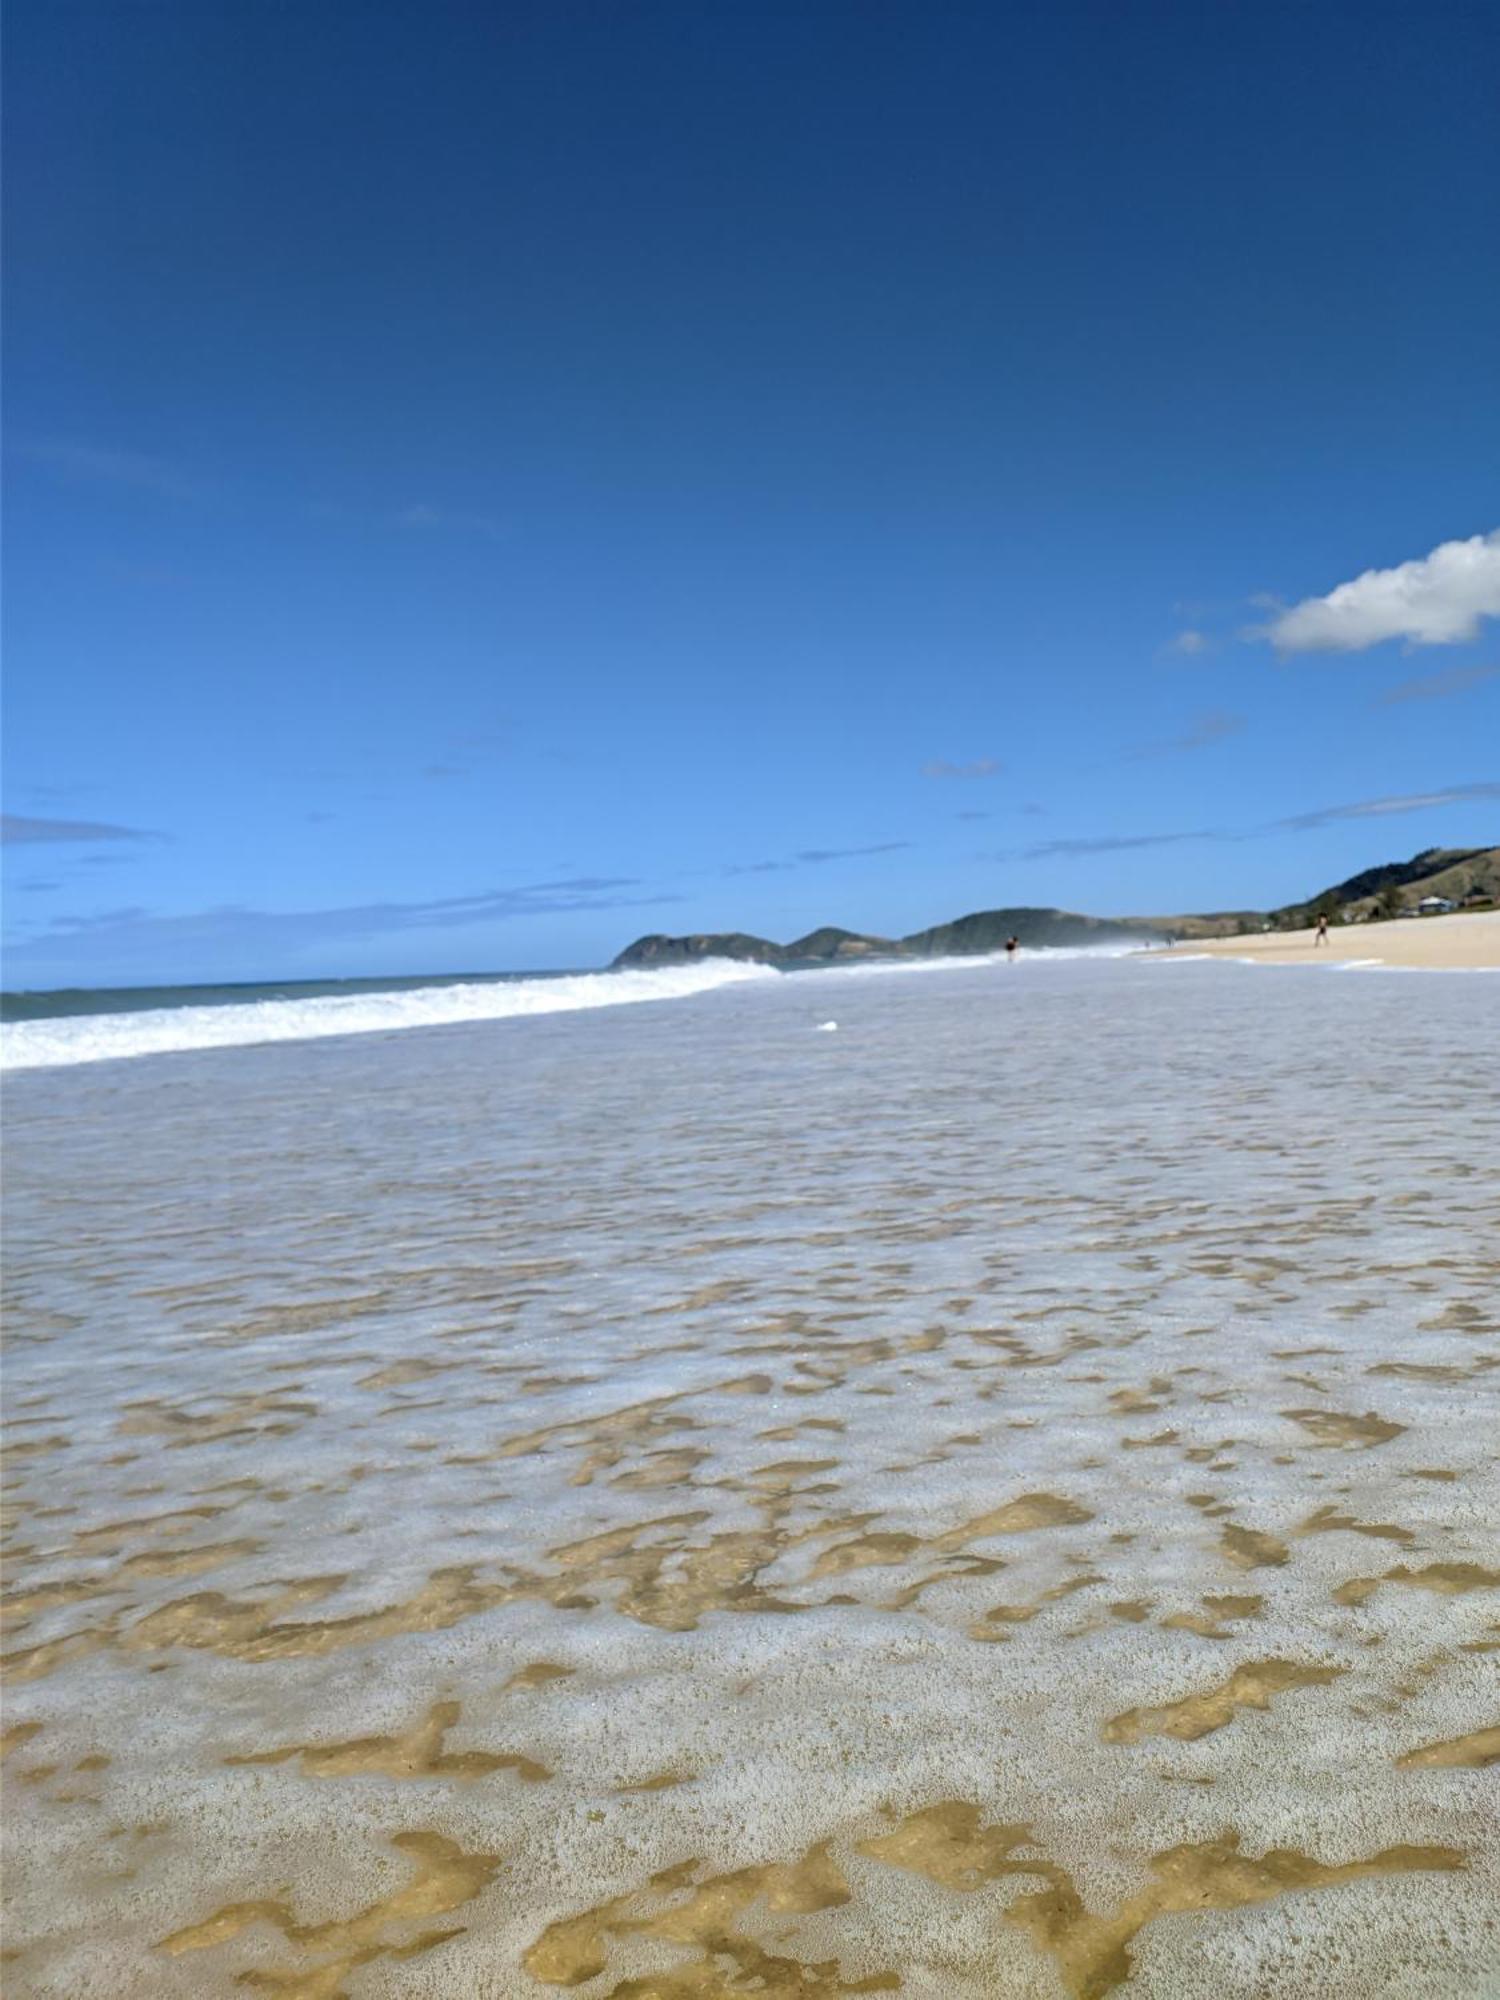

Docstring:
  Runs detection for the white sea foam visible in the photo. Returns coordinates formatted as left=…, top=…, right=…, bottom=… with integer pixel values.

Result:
left=1, top=947, right=1153, bottom=1073
left=808, top=943, right=1143, bottom=979
left=1145, top=953, right=1499, bottom=974
left=4, top=961, right=1497, bottom=1996
left=0, top=957, right=781, bottom=1071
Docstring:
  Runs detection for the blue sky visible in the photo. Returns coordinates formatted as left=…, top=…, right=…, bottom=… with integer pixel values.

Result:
left=4, top=1, right=1498, bottom=986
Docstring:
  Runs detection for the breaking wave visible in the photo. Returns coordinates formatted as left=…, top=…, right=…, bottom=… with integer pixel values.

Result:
left=1, top=959, right=782, bottom=1071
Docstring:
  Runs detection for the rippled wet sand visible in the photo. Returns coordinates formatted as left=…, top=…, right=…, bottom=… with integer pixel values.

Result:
left=3, top=961, right=1498, bottom=1997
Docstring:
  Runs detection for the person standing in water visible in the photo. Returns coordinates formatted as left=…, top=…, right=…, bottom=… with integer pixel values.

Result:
left=1005, top=934, right=1019, bottom=961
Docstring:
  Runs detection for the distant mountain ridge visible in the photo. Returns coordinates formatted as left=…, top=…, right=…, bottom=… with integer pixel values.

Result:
left=613, top=907, right=1158, bottom=968
left=612, top=844, right=1498, bottom=969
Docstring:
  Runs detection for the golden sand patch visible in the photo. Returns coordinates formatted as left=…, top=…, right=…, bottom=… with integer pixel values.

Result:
left=1202, top=1594, right=1263, bottom=1619
left=813, top=1493, right=1092, bottom=1583
left=118, top=1537, right=266, bottom=1580
left=1281, top=1408, right=1406, bottom=1449
left=494, top=1380, right=771, bottom=1467
left=857, top=1803, right=1046, bottom=1891
left=356, top=1357, right=456, bottom=1389
left=522, top=1807, right=1463, bottom=2000
left=70, top=1504, right=233, bottom=1555
left=1005, top=1834, right=1464, bottom=2000
left=1367, top=1361, right=1474, bottom=1384
left=224, top=1699, right=550, bottom=1782
left=1158, top=1608, right=1244, bottom=1641
left=117, top=1392, right=317, bottom=1448
left=1, top=1624, right=115, bottom=1685
left=1333, top=1562, right=1500, bottom=1608
left=158, top=1830, right=501, bottom=1995
left=1102, top=1660, right=1344, bottom=1744
left=523, top=1841, right=858, bottom=1988
left=1395, top=1725, right=1500, bottom=1769
left=503, top=1662, right=575, bottom=1691
left=611, top=1448, right=711, bottom=1490
left=1218, top=1525, right=1289, bottom=1570
left=1, top=1576, right=104, bottom=1626
left=811, top=1532, right=924, bottom=1579
left=1298, top=1506, right=1414, bottom=1545
left=122, top=1568, right=504, bottom=1662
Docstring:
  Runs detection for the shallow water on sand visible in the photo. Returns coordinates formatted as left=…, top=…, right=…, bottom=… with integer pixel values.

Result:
left=3, top=959, right=1498, bottom=1998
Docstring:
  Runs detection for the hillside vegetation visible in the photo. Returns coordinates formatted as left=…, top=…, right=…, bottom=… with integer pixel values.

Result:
left=1271, top=846, right=1498, bottom=927
left=613, top=845, right=1499, bottom=967
left=615, top=906, right=1154, bottom=967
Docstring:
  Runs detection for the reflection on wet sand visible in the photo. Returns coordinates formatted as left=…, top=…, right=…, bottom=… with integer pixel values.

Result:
left=3, top=961, right=1497, bottom=1995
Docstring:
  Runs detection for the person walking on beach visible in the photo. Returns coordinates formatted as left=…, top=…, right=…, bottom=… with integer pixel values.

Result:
left=1315, top=913, right=1329, bottom=947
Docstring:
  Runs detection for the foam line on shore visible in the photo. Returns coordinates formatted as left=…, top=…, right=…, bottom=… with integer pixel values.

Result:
left=1, top=947, right=1149, bottom=1071
left=0, top=958, right=782, bottom=1071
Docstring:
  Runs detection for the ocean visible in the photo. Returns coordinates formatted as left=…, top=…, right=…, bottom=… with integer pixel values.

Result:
left=0, top=959, right=785, bottom=1069
left=3, top=953, right=1498, bottom=1997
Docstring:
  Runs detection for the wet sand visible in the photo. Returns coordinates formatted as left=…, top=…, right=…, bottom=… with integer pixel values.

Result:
left=3, top=961, right=1498, bottom=1997
left=1160, top=909, right=1500, bottom=969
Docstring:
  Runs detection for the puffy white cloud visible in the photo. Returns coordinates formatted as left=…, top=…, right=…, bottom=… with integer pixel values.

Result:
left=1261, top=530, right=1500, bottom=652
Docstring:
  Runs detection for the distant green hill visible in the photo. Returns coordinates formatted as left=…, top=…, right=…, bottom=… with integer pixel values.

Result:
left=1272, top=846, right=1498, bottom=926
left=611, top=845, right=1498, bottom=968
left=613, top=931, right=783, bottom=967
left=783, top=926, right=896, bottom=961
left=901, top=908, right=1151, bottom=954
left=613, top=906, right=1156, bottom=968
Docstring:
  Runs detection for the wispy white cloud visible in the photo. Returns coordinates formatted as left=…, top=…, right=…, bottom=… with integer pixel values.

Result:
left=1376, top=664, right=1499, bottom=706
left=725, top=841, right=912, bottom=877
left=2, top=814, right=163, bottom=846
left=20, top=441, right=211, bottom=503
left=397, top=503, right=507, bottom=543
left=921, top=756, right=1001, bottom=780
left=4, top=878, right=683, bottom=977
left=1258, top=530, right=1500, bottom=653
left=1168, top=628, right=1211, bottom=656
left=1011, top=829, right=1223, bottom=860
left=797, top=841, right=910, bottom=864
left=1131, top=709, right=1246, bottom=759
left=1274, top=781, right=1500, bottom=831
left=990, top=778, right=1500, bottom=860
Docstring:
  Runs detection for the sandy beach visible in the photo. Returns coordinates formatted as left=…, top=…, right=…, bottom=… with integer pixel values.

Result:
left=1161, top=908, right=1500, bottom=969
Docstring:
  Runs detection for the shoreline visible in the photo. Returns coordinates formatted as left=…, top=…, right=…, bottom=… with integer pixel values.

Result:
left=5, top=956, right=1497, bottom=1996
left=1158, top=908, right=1500, bottom=969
